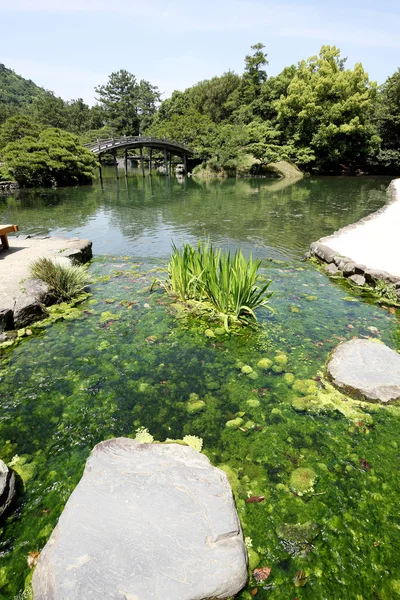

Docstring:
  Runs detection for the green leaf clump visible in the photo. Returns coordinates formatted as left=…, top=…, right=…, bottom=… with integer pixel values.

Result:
left=165, top=240, right=274, bottom=329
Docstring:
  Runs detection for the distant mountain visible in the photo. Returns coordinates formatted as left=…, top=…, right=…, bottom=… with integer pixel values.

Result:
left=0, top=63, right=45, bottom=124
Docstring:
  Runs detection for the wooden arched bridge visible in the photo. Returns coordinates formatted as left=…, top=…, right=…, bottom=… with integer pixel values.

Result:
left=85, top=136, right=193, bottom=179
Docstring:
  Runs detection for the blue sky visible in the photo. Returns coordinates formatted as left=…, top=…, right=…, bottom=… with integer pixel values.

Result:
left=0, top=0, right=399, bottom=105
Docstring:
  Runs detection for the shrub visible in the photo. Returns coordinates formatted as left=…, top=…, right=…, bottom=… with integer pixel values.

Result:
left=166, top=241, right=274, bottom=328
left=30, top=257, right=90, bottom=302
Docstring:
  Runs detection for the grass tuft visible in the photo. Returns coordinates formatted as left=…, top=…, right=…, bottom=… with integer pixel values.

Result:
left=30, top=257, right=90, bottom=303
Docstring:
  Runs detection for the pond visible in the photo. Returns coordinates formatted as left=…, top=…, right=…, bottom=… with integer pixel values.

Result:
left=1, top=174, right=400, bottom=599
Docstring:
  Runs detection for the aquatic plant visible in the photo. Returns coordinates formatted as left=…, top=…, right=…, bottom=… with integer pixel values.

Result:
left=30, top=257, right=90, bottom=303
left=134, top=427, right=154, bottom=443
left=182, top=435, right=203, bottom=452
left=165, top=241, right=274, bottom=329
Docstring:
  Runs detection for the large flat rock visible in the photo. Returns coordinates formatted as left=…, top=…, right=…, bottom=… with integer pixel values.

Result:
left=326, top=339, right=400, bottom=403
left=32, top=438, right=247, bottom=600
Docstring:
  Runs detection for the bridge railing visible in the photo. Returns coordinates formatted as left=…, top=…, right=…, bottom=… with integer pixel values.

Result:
left=84, top=136, right=192, bottom=154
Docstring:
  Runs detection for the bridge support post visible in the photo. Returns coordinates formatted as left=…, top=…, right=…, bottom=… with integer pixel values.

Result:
left=124, top=149, right=128, bottom=177
left=98, top=163, right=103, bottom=185
left=139, top=147, right=145, bottom=177
left=164, top=146, right=169, bottom=177
left=184, top=153, right=188, bottom=175
left=112, top=150, right=119, bottom=180
left=149, top=148, right=153, bottom=175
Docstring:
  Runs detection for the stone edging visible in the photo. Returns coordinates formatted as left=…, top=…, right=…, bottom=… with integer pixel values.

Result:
left=308, top=179, right=400, bottom=299
left=0, top=236, right=92, bottom=336
left=0, top=181, right=19, bottom=192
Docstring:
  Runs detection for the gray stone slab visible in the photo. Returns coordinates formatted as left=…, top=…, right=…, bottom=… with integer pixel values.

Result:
left=0, top=459, right=16, bottom=519
left=13, top=295, right=47, bottom=329
left=32, top=438, right=248, bottom=600
left=327, top=339, right=400, bottom=403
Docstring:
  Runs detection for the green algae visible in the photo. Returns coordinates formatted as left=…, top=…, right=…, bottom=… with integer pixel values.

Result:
left=257, top=358, right=273, bottom=370
left=289, top=467, right=317, bottom=496
left=0, top=257, right=400, bottom=600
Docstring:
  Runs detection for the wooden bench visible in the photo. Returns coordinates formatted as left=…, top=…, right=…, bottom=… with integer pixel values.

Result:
left=0, top=224, right=19, bottom=250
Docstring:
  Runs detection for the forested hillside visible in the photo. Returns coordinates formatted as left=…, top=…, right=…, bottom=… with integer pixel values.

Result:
left=0, top=63, right=45, bottom=124
left=0, top=45, right=399, bottom=185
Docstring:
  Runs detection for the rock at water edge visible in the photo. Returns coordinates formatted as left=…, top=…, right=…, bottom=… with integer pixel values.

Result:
left=326, top=338, right=400, bottom=403
left=0, top=459, right=16, bottom=519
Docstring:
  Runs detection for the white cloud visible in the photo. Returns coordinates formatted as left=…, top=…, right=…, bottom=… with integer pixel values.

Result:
left=1, top=0, right=399, bottom=51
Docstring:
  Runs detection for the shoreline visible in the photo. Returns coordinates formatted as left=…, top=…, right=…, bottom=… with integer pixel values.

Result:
left=309, top=178, right=400, bottom=295
left=0, top=235, right=92, bottom=333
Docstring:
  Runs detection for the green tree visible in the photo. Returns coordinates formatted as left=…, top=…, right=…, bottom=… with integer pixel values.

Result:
left=95, top=70, right=160, bottom=135
left=29, top=92, right=69, bottom=129
left=0, top=114, right=42, bottom=150
left=374, top=68, right=400, bottom=172
left=3, top=128, right=98, bottom=187
left=275, top=46, right=380, bottom=171
left=66, top=98, right=92, bottom=134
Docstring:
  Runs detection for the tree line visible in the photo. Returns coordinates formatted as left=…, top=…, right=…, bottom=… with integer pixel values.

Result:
left=0, top=44, right=399, bottom=186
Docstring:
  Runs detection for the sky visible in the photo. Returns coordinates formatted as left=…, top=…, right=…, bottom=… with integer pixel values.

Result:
left=0, top=0, right=399, bottom=105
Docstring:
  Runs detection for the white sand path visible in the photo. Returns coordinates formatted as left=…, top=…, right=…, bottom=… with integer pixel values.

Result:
left=318, top=179, right=400, bottom=277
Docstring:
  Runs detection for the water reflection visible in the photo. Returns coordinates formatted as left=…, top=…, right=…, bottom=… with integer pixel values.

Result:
left=0, top=173, right=391, bottom=261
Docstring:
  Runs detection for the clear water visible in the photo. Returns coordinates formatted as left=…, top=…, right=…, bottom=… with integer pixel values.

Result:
left=1, top=174, right=399, bottom=599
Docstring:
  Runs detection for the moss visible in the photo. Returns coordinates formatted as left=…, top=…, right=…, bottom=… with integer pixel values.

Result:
left=204, top=329, right=216, bottom=338
left=241, top=365, right=253, bottom=375
left=187, top=400, right=206, bottom=415
left=272, top=364, right=284, bottom=374
left=9, top=454, right=36, bottom=484
left=292, top=379, right=318, bottom=395
left=289, top=467, right=317, bottom=495
left=135, top=427, right=154, bottom=443
left=226, top=417, right=244, bottom=428
left=246, top=398, right=260, bottom=409
left=257, top=358, right=272, bottom=370
left=99, top=311, right=120, bottom=323
left=274, top=353, right=288, bottom=367
left=283, top=373, right=295, bottom=386
left=247, top=547, right=260, bottom=570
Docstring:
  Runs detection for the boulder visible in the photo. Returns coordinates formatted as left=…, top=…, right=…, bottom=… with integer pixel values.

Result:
left=0, top=308, right=13, bottom=332
left=32, top=438, right=247, bottom=600
left=309, top=243, right=336, bottom=264
left=0, top=459, right=16, bottom=519
left=327, top=339, right=400, bottom=403
left=23, top=278, right=53, bottom=306
left=59, top=240, right=92, bottom=264
left=342, top=262, right=356, bottom=277
left=324, top=263, right=340, bottom=276
left=13, top=295, right=47, bottom=328
left=348, top=274, right=366, bottom=286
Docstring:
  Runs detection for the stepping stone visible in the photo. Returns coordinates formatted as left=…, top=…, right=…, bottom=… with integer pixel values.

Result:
left=32, top=438, right=247, bottom=600
left=327, top=338, right=400, bottom=403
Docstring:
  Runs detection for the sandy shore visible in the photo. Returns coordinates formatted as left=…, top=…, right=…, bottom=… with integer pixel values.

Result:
left=311, top=178, right=400, bottom=279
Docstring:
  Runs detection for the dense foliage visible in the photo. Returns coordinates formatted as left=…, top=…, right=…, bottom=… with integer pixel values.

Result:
left=0, top=45, right=400, bottom=181
left=2, top=128, right=98, bottom=187
left=0, top=63, right=44, bottom=125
